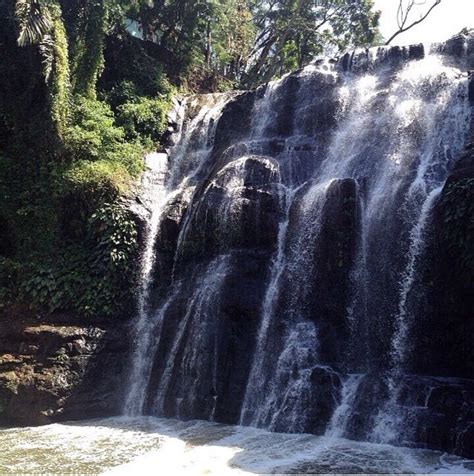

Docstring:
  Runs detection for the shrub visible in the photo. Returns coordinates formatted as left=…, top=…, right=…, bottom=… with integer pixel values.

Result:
left=117, top=95, right=170, bottom=145
left=15, top=203, right=139, bottom=317
left=60, top=159, right=134, bottom=198
left=65, top=96, right=127, bottom=161
left=106, top=80, right=140, bottom=109
left=59, top=95, right=144, bottom=198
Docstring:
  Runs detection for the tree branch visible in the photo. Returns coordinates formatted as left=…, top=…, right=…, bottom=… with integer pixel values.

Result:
left=386, top=0, right=441, bottom=45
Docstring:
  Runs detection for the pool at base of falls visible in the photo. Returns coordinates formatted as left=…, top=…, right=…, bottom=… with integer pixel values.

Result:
left=1, top=417, right=473, bottom=474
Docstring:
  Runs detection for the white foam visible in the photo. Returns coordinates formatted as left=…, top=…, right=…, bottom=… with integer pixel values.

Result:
left=2, top=417, right=472, bottom=474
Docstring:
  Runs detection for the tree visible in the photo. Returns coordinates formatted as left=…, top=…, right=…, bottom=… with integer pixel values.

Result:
left=121, top=0, right=254, bottom=87
left=385, top=0, right=442, bottom=45
left=109, top=0, right=380, bottom=89
left=204, top=0, right=255, bottom=81
left=244, top=0, right=380, bottom=87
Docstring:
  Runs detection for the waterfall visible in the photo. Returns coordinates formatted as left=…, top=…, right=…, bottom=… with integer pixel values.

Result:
left=123, top=94, right=233, bottom=415
left=151, top=254, right=231, bottom=417
left=369, top=186, right=443, bottom=444
left=326, top=374, right=365, bottom=438
left=241, top=180, right=335, bottom=431
left=122, top=35, right=473, bottom=456
left=123, top=152, right=170, bottom=415
left=239, top=184, right=291, bottom=426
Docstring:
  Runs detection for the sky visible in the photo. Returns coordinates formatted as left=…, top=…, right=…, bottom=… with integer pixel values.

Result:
left=373, top=0, right=474, bottom=45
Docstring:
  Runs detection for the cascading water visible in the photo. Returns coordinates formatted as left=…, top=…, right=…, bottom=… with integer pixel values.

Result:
left=123, top=151, right=170, bottom=415
left=124, top=94, right=234, bottom=415
left=241, top=48, right=469, bottom=437
left=241, top=180, right=336, bottom=432
left=151, top=254, right=231, bottom=417
left=326, top=374, right=364, bottom=438
left=370, top=186, right=443, bottom=444
left=123, top=33, right=473, bottom=459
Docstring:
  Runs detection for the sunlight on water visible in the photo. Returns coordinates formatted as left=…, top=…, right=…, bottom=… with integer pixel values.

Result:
left=1, top=417, right=473, bottom=474
left=356, top=75, right=378, bottom=97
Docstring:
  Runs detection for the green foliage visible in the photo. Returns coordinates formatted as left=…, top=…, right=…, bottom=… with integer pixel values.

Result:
left=244, top=0, right=380, bottom=86
left=14, top=1, right=71, bottom=138
left=59, top=159, right=133, bottom=199
left=117, top=95, right=171, bottom=145
left=61, top=96, right=144, bottom=195
left=71, top=0, right=107, bottom=98
left=114, top=0, right=380, bottom=90
left=107, top=80, right=140, bottom=108
left=65, top=96, right=125, bottom=161
left=88, top=202, right=138, bottom=272
left=99, top=34, right=175, bottom=99
left=15, top=0, right=54, bottom=47
left=1, top=0, right=171, bottom=319
left=48, top=9, right=71, bottom=137
left=3, top=203, right=139, bottom=317
left=120, top=0, right=255, bottom=89
left=441, top=178, right=474, bottom=271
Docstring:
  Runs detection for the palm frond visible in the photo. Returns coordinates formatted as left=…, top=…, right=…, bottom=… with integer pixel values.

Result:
left=15, top=0, right=53, bottom=46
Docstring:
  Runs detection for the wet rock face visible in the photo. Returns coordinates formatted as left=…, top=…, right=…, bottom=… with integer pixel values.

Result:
left=342, top=374, right=474, bottom=459
left=309, top=178, right=357, bottom=366
left=417, top=379, right=474, bottom=456
left=176, top=156, right=282, bottom=267
left=212, top=91, right=256, bottom=159
left=141, top=156, right=283, bottom=423
left=412, top=139, right=474, bottom=380
left=144, top=251, right=270, bottom=423
left=270, top=366, right=342, bottom=435
left=151, top=186, right=194, bottom=296
left=0, top=311, right=128, bottom=425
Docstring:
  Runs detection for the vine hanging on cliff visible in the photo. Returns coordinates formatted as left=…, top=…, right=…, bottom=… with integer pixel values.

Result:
left=71, top=0, right=107, bottom=98
left=15, top=0, right=71, bottom=138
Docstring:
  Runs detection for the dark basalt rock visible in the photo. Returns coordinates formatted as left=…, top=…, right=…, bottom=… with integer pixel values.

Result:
left=343, top=374, right=389, bottom=441
left=469, top=72, right=474, bottom=104
left=308, top=366, right=342, bottom=432
left=311, top=178, right=357, bottom=366
left=340, top=374, right=474, bottom=459
left=270, top=366, right=342, bottom=435
left=273, top=178, right=357, bottom=367
left=144, top=250, right=271, bottom=424
left=412, top=139, right=474, bottom=381
left=152, top=186, right=193, bottom=294
left=409, top=44, right=425, bottom=60
left=175, top=156, right=282, bottom=268
left=212, top=91, right=256, bottom=159
left=401, top=377, right=474, bottom=457
left=142, top=153, right=283, bottom=424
